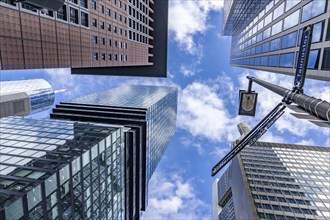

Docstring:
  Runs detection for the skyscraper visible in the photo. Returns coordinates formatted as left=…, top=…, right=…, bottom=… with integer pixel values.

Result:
left=0, top=0, right=169, bottom=77
left=0, top=79, right=55, bottom=118
left=212, top=123, right=330, bottom=220
left=50, top=85, right=178, bottom=219
left=0, top=117, right=125, bottom=220
left=223, top=0, right=330, bottom=81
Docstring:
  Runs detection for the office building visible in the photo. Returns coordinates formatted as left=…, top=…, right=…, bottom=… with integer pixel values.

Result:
left=0, top=79, right=55, bottom=118
left=0, top=0, right=169, bottom=77
left=0, top=117, right=125, bottom=219
left=212, top=123, right=330, bottom=220
left=50, top=85, right=178, bottom=219
left=223, top=0, right=330, bottom=81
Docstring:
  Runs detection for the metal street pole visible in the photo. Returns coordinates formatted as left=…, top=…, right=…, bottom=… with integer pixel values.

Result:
left=247, top=76, right=330, bottom=121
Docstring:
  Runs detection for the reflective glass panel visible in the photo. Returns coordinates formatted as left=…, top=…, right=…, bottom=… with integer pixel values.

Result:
left=281, top=31, right=297, bottom=49
left=269, top=55, right=279, bottom=67
left=262, top=42, right=269, bottom=53
left=283, top=9, right=300, bottom=30
left=301, top=0, right=326, bottom=23
left=270, top=38, right=281, bottom=51
left=271, top=20, right=282, bottom=36
left=263, top=27, right=271, bottom=39
left=261, top=56, right=268, bottom=66
left=273, top=2, right=285, bottom=20
left=307, top=50, right=320, bottom=69
left=285, top=0, right=301, bottom=12
left=280, top=53, right=294, bottom=67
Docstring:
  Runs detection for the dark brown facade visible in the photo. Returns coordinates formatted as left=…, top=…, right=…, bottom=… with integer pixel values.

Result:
left=0, top=0, right=168, bottom=76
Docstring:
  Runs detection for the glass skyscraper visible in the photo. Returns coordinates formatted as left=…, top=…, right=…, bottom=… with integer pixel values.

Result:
left=0, top=117, right=124, bottom=219
left=0, top=79, right=55, bottom=117
left=50, top=85, right=178, bottom=220
left=212, top=123, right=330, bottom=220
left=223, top=0, right=330, bottom=81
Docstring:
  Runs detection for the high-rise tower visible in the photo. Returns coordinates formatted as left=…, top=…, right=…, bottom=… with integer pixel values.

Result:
left=50, top=85, right=178, bottom=219
left=0, top=79, right=55, bottom=118
left=223, top=0, right=330, bottom=81
left=212, top=123, right=330, bottom=219
left=0, top=0, right=169, bottom=77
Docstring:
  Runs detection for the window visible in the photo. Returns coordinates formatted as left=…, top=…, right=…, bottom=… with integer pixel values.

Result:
left=271, top=20, right=282, bottom=36
left=100, top=4, right=104, bottom=13
left=81, top=11, right=89, bottom=27
left=280, top=53, right=294, bottom=67
left=108, top=54, right=112, bottom=60
left=101, top=37, right=105, bottom=45
left=261, top=42, right=269, bottom=53
left=301, top=0, right=327, bottom=23
left=255, top=45, right=261, bottom=54
left=283, top=9, right=300, bottom=30
left=254, top=57, right=261, bottom=65
left=281, top=31, right=297, bottom=49
left=307, top=49, right=320, bottom=69
left=257, top=19, right=264, bottom=31
left=93, top=52, right=98, bottom=60
left=326, top=19, right=330, bottom=41
left=263, top=27, right=271, bottom=39
left=100, top=21, right=104, bottom=29
left=298, top=21, right=324, bottom=45
left=311, top=21, right=324, bottom=43
left=92, top=0, right=96, bottom=10
left=92, top=18, right=97, bottom=27
left=269, top=55, right=278, bottom=67
left=285, top=0, right=301, bottom=12
left=257, top=32, right=263, bottom=42
left=80, top=0, right=88, bottom=8
left=108, top=39, right=112, bottom=46
left=265, top=1, right=274, bottom=13
left=107, top=8, right=111, bottom=16
left=69, top=7, right=78, bottom=24
left=270, top=38, right=280, bottom=51
left=273, top=2, right=284, bottom=20
left=92, top=36, right=98, bottom=44
left=57, top=5, right=67, bottom=21
left=101, top=53, right=105, bottom=61
left=264, top=13, right=273, bottom=26
left=261, top=56, right=268, bottom=66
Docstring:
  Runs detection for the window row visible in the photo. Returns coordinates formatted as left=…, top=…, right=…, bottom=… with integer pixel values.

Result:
left=236, top=0, right=327, bottom=52
left=91, top=0, right=126, bottom=11
left=91, top=36, right=127, bottom=49
left=232, top=49, right=330, bottom=70
left=91, top=19, right=127, bottom=36
left=93, top=53, right=127, bottom=62
left=129, top=31, right=148, bottom=44
left=232, top=20, right=325, bottom=59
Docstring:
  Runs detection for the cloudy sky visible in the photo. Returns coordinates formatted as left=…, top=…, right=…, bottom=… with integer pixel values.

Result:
left=1, top=1, right=329, bottom=219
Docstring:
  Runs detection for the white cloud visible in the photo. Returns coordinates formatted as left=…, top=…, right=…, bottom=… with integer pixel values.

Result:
left=295, top=139, right=316, bottom=146
left=180, top=64, right=197, bottom=77
left=142, top=170, right=209, bottom=220
left=177, top=82, right=232, bottom=142
left=168, top=1, right=223, bottom=56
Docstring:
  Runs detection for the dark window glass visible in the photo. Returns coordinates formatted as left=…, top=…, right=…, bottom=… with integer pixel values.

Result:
left=269, top=55, right=278, bottom=67
left=281, top=31, right=297, bottom=49
left=326, top=18, right=330, bottom=41
left=81, top=12, right=89, bottom=27
left=270, top=38, right=280, bottom=51
left=321, top=47, right=330, bottom=70
left=255, top=45, right=261, bottom=54
left=261, top=56, right=268, bottom=66
left=280, top=53, right=294, bottom=67
left=301, top=0, right=327, bottom=23
left=307, top=49, right=320, bottom=69
left=70, top=8, right=79, bottom=24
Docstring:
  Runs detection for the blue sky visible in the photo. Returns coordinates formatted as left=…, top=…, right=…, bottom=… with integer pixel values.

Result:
left=1, top=1, right=329, bottom=219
